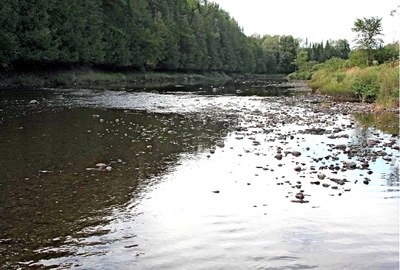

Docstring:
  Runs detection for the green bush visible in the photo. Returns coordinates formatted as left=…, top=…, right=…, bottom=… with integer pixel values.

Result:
left=288, top=71, right=313, bottom=80
left=348, top=50, right=368, bottom=67
left=351, top=73, right=379, bottom=102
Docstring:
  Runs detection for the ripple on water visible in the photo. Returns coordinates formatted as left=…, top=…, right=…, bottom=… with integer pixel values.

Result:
left=0, top=86, right=398, bottom=269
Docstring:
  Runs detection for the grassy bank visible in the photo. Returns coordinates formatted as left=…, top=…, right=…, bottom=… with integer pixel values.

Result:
left=0, top=69, right=232, bottom=89
left=307, top=60, right=399, bottom=108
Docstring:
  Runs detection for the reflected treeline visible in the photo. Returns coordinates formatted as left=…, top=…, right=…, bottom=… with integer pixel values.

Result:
left=354, top=112, right=399, bottom=136
left=0, top=107, right=231, bottom=268
left=385, top=164, right=399, bottom=187
left=122, top=77, right=296, bottom=97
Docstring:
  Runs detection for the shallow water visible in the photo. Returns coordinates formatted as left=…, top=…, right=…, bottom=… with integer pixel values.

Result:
left=0, top=82, right=399, bottom=269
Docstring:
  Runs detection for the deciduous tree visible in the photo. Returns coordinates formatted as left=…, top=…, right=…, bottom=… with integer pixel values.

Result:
left=352, top=17, right=384, bottom=65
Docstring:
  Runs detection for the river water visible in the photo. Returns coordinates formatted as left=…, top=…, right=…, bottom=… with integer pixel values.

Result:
left=0, top=80, right=399, bottom=269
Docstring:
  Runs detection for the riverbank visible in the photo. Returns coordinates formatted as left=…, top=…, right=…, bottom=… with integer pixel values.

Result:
left=1, top=69, right=398, bottom=118
left=307, top=61, right=399, bottom=109
left=0, top=69, right=234, bottom=89
left=0, top=69, right=300, bottom=90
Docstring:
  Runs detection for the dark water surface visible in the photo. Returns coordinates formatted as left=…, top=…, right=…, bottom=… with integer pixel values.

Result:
left=0, top=81, right=399, bottom=269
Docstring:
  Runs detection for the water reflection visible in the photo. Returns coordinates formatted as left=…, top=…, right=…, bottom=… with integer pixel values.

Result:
left=354, top=112, right=399, bottom=136
left=0, top=106, right=230, bottom=268
left=0, top=84, right=399, bottom=269
left=156, top=79, right=303, bottom=97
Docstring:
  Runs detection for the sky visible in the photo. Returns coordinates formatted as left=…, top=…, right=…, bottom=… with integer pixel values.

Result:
left=211, top=0, right=399, bottom=46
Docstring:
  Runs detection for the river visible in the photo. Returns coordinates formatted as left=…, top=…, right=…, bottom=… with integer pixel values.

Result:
left=0, top=79, right=399, bottom=269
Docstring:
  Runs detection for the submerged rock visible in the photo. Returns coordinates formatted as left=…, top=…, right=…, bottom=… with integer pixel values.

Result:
left=295, top=192, right=304, bottom=200
left=29, top=100, right=39, bottom=105
left=96, top=163, right=107, bottom=169
left=294, top=166, right=302, bottom=172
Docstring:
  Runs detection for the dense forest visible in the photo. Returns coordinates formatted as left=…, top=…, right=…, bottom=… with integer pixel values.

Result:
left=0, top=0, right=353, bottom=74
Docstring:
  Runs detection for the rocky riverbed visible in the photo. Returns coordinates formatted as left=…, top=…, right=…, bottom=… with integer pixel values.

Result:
left=0, top=82, right=398, bottom=269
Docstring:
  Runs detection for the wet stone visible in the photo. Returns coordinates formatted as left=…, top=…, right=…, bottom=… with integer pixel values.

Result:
left=295, top=192, right=304, bottom=200
left=294, top=166, right=302, bottom=172
left=292, top=151, right=301, bottom=157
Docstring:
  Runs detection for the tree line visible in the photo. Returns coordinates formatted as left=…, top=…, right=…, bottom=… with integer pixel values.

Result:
left=0, top=0, right=354, bottom=74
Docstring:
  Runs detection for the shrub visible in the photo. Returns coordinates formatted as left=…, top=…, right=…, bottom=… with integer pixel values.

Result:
left=351, top=73, right=379, bottom=102
left=288, top=70, right=313, bottom=80
left=348, top=50, right=368, bottom=67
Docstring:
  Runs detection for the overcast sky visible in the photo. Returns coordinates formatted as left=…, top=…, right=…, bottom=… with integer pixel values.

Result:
left=211, top=0, right=399, bottom=46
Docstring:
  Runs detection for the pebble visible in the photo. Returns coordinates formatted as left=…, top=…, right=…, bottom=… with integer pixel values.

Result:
left=96, top=163, right=107, bottom=168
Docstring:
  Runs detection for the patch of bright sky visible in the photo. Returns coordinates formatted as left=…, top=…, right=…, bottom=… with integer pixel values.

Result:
left=211, top=0, right=399, bottom=46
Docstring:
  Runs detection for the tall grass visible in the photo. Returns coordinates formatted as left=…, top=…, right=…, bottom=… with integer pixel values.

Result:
left=375, top=61, right=399, bottom=108
left=308, top=69, right=354, bottom=99
left=308, top=60, right=399, bottom=107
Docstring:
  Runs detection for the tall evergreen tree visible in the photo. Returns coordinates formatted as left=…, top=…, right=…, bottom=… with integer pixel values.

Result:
left=16, top=0, right=59, bottom=65
left=0, top=0, right=19, bottom=67
left=0, top=0, right=277, bottom=73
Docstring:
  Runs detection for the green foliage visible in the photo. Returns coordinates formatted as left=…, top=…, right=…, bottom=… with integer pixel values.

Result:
left=375, top=42, right=399, bottom=64
left=0, top=0, right=19, bottom=67
left=260, top=35, right=300, bottom=74
left=308, top=67, right=354, bottom=98
left=293, top=50, right=309, bottom=71
left=16, top=0, right=59, bottom=64
left=352, top=17, right=384, bottom=65
left=316, top=57, right=348, bottom=71
left=0, top=0, right=272, bottom=74
left=304, top=39, right=350, bottom=63
left=351, top=73, right=380, bottom=102
left=348, top=50, right=369, bottom=67
left=3, top=0, right=393, bottom=83
left=375, top=61, right=400, bottom=107
left=309, top=59, right=399, bottom=107
left=49, top=0, right=105, bottom=65
left=287, top=71, right=313, bottom=80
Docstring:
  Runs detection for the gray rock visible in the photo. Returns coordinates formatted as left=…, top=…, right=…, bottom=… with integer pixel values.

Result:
left=346, top=161, right=357, bottom=169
